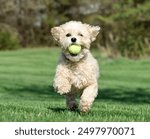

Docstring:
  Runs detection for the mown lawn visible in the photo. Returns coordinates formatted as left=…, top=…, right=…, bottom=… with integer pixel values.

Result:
left=0, top=47, right=150, bottom=121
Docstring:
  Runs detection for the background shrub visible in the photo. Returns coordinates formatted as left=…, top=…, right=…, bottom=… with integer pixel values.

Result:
left=0, top=31, right=20, bottom=50
left=0, top=24, right=20, bottom=50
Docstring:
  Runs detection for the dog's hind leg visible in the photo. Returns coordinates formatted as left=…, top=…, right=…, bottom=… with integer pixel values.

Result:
left=65, top=93, right=78, bottom=111
left=80, top=83, right=98, bottom=112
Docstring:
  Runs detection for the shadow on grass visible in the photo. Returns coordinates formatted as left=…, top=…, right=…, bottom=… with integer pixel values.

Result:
left=2, top=84, right=150, bottom=104
left=97, top=87, right=150, bottom=104
left=1, top=84, right=61, bottom=100
left=48, top=107, right=66, bottom=112
left=48, top=106, right=80, bottom=114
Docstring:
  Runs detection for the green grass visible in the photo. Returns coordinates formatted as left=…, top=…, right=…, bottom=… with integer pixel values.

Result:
left=0, top=47, right=150, bottom=121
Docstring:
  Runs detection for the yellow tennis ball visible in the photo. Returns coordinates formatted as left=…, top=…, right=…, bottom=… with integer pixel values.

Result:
left=68, top=45, right=81, bottom=54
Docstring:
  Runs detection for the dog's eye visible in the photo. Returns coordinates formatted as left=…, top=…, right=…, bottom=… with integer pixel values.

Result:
left=66, top=33, right=71, bottom=37
left=78, top=33, right=83, bottom=37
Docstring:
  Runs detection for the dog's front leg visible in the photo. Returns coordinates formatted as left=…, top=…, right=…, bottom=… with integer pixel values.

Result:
left=80, top=83, right=98, bottom=112
left=53, top=65, right=71, bottom=95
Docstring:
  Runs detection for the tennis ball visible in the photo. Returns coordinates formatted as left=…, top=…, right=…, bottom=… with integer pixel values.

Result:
left=68, top=45, right=81, bottom=54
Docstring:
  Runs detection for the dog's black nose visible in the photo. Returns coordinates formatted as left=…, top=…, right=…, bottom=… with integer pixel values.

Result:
left=71, top=37, right=77, bottom=42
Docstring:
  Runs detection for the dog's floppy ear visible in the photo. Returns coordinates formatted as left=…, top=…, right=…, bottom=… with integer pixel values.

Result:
left=51, top=27, right=64, bottom=42
left=89, top=25, right=100, bottom=42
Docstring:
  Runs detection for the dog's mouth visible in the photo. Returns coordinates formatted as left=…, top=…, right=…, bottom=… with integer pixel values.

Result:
left=70, top=53, right=78, bottom=57
left=63, top=44, right=88, bottom=62
left=68, top=43, right=83, bottom=57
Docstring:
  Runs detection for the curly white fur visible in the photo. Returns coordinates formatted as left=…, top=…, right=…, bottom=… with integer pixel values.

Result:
left=51, top=21, right=100, bottom=112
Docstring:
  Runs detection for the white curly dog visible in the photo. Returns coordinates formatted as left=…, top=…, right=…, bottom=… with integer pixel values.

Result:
left=51, top=21, right=100, bottom=112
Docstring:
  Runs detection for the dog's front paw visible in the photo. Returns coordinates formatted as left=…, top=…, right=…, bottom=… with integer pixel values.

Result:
left=80, top=99, right=91, bottom=113
left=54, top=84, right=71, bottom=95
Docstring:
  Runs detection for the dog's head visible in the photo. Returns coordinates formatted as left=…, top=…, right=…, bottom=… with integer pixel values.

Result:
left=51, top=21, right=100, bottom=62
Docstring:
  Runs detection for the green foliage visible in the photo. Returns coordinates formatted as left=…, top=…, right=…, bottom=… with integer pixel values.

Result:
left=0, top=48, right=150, bottom=121
left=97, top=0, right=150, bottom=58
left=0, top=31, right=20, bottom=50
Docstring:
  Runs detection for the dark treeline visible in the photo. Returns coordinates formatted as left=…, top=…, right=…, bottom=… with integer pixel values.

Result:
left=0, top=0, right=150, bottom=58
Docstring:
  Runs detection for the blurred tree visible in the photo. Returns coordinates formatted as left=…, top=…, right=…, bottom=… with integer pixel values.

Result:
left=0, top=0, right=149, bottom=58
left=0, top=0, right=47, bottom=46
left=97, top=0, right=150, bottom=58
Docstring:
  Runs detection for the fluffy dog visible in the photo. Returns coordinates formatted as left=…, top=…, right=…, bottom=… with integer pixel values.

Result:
left=51, top=21, right=100, bottom=112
